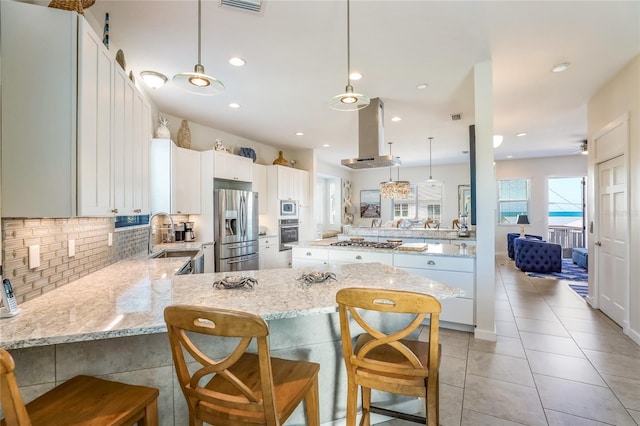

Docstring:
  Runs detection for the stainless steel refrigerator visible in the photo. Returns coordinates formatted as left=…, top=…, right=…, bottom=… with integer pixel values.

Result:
left=214, top=189, right=259, bottom=272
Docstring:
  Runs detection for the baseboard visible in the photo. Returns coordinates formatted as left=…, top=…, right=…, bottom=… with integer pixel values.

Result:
left=474, top=327, right=497, bottom=341
left=625, top=325, right=640, bottom=346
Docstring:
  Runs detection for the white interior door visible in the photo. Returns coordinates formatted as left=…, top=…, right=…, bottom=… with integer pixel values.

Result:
left=596, top=155, right=627, bottom=327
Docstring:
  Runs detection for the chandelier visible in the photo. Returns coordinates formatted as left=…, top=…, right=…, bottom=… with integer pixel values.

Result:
left=380, top=142, right=410, bottom=199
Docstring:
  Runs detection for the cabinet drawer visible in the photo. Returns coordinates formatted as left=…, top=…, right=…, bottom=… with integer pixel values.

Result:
left=292, top=247, right=329, bottom=260
left=439, top=297, right=474, bottom=325
left=259, top=237, right=277, bottom=247
left=393, top=253, right=474, bottom=272
left=292, top=258, right=328, bottom=268
left=329, top=249, right=393, bottom=265
left=396, top=268, right=474, bottom=297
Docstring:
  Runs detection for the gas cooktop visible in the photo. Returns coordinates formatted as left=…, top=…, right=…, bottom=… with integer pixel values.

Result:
left=330, top=241, right=401, bottom=249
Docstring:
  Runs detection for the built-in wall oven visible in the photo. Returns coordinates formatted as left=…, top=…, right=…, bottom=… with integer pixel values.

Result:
left=279, top=219, right=299, bottom=251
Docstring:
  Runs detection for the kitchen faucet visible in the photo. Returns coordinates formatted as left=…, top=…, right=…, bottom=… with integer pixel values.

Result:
left=148, top=212, right=174, bottom=254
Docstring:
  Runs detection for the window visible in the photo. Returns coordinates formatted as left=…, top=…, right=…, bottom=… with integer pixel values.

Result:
left=393, top=183, right=443, bottom=222
left=498, top=179, right=529, bottom=224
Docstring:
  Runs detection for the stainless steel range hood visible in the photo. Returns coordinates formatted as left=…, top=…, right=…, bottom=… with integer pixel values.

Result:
left=341, top=98, right=401, bottom=169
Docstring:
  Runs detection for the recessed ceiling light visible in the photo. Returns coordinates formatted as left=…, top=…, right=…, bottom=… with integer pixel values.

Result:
left=493, top=134, right=504, bottom=148
left=507, top=155, right=513, bottom=159
left=391, top=116, right=402, bottom=122
left=349, top=72, right=362, bottom=81
left=322, top=144, right=330, bottom=147
left=295, top=132, right=304, bottom=136
left=551, top=62, right=570, bottom=73
left=229, top=57, right=246, bottom=67
left=416, top=83, right=428, bottom=89
left=229, top=103, right=240, bottom=108
left=516, top=132, right=527, bottom=137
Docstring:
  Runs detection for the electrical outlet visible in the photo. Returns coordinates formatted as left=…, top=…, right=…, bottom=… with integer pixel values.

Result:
left=68, top=239, right=75, bottom=257
left=28, top=245, right=40, bottom=269
left=108, top=232, right=113, bottom=247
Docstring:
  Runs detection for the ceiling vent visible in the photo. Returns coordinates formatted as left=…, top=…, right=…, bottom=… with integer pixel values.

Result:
left=220, top=0, right=263, bottom=14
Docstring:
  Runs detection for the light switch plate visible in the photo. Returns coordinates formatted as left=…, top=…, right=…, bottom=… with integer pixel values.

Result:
left=28, top=245, right=40, bottom=269
left=68, top=239, right=75, bottom=257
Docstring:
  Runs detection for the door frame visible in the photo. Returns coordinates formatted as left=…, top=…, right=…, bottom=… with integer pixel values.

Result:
left=589, top=112, right=631, bottom=332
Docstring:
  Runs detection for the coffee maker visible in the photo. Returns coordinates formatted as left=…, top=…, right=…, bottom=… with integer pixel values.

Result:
left=174, top=223, right=186, bottom=242
left=184, top=222, right=195, bottom=242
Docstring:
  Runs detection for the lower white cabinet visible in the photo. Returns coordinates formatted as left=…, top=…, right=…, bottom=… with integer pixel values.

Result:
left=292, top=247, right=329, bottom=267
left=259, top=236, right=280, bottom=270
left=328, top=250, right=393, bottom=265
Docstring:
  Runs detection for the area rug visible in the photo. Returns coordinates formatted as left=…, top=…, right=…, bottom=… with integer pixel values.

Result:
left=526, top=259, right=588, bottom=282
left=568, top=283, right=588, bottom=298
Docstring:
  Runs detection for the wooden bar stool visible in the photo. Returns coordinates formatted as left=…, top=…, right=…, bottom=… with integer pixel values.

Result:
left=164, top=304, right=320, bottom=426
left=336, top=287, right=442, bottom=426
left=0, top=349, right=159, bottom=426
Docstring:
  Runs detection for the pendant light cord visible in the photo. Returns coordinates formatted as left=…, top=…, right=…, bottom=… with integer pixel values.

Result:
left=346, top=0, right=351, bottom=86
left=428, top=137, right=433, bottom=179
left=197, top=0, right=202, bottom=66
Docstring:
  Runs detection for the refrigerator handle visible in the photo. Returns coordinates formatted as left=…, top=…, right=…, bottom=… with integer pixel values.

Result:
left=240, top=195, right=246, bottom=237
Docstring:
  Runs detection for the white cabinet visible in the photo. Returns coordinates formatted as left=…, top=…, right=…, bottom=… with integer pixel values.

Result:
left=268, top=166, right=309, bottom=205
left=393, top=253, right=475, bottom=326
left=259, top=236, right=279, bottom=269
left=253, top=164, right=268, bottom=214
left=150, top=139, right=201, bottom=214
left=292, top=247, right=329, bottom=268
left=0, top=1, right=150, bottom=217
left=328, top=250, right=393, bottom=265
left=113, top=66, right=151, bottom=215
left=214, top=151, right=253, bottom=182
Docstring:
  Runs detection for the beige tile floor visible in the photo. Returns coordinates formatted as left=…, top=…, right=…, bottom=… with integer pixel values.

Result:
left=380, top=255, right=640, bottom=426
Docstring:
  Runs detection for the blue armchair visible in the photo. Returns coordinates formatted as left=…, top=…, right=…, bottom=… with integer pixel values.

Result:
left=514, top=238, right=562, bottom=273
left=507, top=232, right=543, bottom=259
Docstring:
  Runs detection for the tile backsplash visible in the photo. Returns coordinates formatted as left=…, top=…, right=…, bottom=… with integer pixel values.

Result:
left=1, top=218, right=149, bottom=303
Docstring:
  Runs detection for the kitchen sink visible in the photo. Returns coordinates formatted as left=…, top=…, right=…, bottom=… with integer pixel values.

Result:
left=150, top=249, right=200, bottom=259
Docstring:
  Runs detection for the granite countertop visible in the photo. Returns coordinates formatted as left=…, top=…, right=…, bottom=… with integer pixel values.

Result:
left=342, top=226, right=476, bottom=240
left=290, top=239, right=476, bottom=258
left=0, top=259, right=463, bottom=350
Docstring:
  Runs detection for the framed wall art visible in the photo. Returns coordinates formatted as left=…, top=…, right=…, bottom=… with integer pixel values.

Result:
left=360, top=190, right=381, bottom=218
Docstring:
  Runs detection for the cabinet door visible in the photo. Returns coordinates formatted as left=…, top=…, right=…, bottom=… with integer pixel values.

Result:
left=113, top=65, right=135, bottom=215
left=253, top=164, right=268, bottom=214
left=172, top=146, right=201, bottom=214
left=132, top=90, right=150, bottom=214
left=77, top=19, right=113, bottom=216
left=214, top=151, right=253, bottom=182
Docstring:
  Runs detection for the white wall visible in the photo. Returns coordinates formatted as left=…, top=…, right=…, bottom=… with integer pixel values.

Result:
left=587, top=54, right=640, bottom=344
left=348, top=163, right=470, bottom=228
left=495, top=155, right=588, bottom=255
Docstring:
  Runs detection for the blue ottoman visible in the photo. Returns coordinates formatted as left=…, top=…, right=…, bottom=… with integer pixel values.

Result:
left=572, top=248, right=588, bottom=271
left=507, top=233, right=543, bottom=259
left=514, top=238, right=562, bottom=273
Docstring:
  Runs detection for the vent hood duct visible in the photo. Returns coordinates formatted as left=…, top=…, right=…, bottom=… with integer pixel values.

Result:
left=341, top=98, right=401, bottom=169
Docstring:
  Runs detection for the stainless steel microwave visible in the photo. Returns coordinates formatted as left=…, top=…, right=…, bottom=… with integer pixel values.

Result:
left=279, top=200, right=298, bottom=218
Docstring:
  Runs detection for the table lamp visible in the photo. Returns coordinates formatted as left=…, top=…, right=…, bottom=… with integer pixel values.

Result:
left=516, top=214, right=530, bottom=238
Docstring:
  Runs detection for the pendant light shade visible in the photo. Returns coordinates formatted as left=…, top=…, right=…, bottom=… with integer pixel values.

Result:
left=329, top=0, right=369, bottom=111
left=173, top=0, right=224, bottom=96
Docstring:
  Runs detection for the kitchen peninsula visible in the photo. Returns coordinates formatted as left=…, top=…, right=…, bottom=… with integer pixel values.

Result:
left=0, top=257, right=463, bottom=425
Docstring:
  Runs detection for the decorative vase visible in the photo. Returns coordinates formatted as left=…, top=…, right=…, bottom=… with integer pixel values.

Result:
left=272, top=150, right=289, bottom=166
left=156, top=117, right=170, bottom=139
left=177, top=120, right=191, bottom=149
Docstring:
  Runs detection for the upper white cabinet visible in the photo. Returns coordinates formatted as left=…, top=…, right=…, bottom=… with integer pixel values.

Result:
left=150, top=139, right=201, bottom=215
left=267, top=165, right=309, bottom=205
left=0, top=1, right=151, bottom=218
left=214, top=151, right=253, bottom=182
left=253, top=164, right=268, bottom=214
left=113, top=66, right=151, bottom=215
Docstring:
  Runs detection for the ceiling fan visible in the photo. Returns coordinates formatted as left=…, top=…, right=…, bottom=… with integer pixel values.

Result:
left=571, top=140, right=588, bottom=155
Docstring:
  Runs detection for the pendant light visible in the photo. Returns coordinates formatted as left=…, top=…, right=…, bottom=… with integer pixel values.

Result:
left=426, top=137, right=436, bottom=182
left=328, top=0, right=370, bottom=111
left=173, top=0, right=224, bottom=96
left=380, top=142, right=410, bottom=199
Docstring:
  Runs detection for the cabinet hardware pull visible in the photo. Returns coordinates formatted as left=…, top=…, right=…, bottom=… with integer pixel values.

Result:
left=595, top=241, right=602, bottom=246
left=427, top=260, right=436, bottom=265
left=134, top=209, right=141, bottom=213
left=111, top=208, right=118, bottom=214
left=306, top=252, right=312, bottom=256
left=355, top=255, right=362, bottom=260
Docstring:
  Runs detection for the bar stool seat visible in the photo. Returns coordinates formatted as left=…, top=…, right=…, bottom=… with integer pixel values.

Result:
left=0, top=349, right=159, bottom=426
